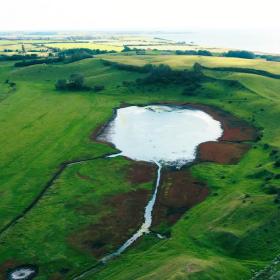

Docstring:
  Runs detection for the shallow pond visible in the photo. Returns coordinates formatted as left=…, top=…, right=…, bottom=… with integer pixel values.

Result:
left=98, top=105, right=223, bottom=167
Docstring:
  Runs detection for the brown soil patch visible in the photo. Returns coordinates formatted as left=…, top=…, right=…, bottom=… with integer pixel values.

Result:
left=152, top=170, right=209, bottom=229
left=69, top=188, right=151, bottom=258
left=198, top=142, right=251, bottom=164
left=126, top=161, right=156, bottom=184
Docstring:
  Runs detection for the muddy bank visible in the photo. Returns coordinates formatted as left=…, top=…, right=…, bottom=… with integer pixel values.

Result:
left=69, top=188, right=151, bottom=258
left=190, top=104, right=257, bottom=164
left=152, top=169, right=209, bottom=231
left=198, top=142, right=251, bottom=164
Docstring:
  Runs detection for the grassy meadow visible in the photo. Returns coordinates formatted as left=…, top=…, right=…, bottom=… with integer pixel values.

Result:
left=0, top=52, right=280, bottom=280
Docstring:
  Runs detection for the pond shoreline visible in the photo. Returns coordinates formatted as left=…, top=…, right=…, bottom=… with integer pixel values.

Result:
left=91, top=102, right=259, bottom=166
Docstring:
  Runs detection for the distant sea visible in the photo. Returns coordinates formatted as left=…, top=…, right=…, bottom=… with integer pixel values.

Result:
left=151, top=30, right=280, bottom=55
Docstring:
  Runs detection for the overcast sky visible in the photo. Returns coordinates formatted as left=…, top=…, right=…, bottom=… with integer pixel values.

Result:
left=1, top=0, right=280, bottom=31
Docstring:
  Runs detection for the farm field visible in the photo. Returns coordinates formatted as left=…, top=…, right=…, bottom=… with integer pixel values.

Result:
left=0, top=52, right=280, bottom=280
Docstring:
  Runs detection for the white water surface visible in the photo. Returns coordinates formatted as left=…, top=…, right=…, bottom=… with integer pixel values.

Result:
left=98, top=105, right=223, bottom=167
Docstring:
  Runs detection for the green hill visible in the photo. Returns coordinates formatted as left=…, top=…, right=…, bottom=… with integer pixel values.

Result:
left=0, top=54, right=280, bottom=280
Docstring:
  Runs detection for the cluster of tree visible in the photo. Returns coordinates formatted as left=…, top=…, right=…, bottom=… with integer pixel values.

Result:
left=137, top=63, right=205, bottom=86
left=55, top=73, right=105, bottom=92
left=0, top=54, right=38, bottom=61
left=224, top=50, right=256, bottom=59
left=174, top=48, right=280, bottom=63
left=5, top=79, right=16, bottom=88
left=259, top=54, right=280, bottom=62
left=175, top=50, right=213, bottom=56
left=58, top=48, right=117, bottom=64
left=14, top=48, right=117, bottom=67
left=121, top=46, right=146, bottom=54
left=14, top=57, right=63, bottom=67
left=102, top=59, right=153, bottom=73
left=28, top=49, right=48, bottom=53
left=122, top=46, right=132, bottom=52
left=55, top=73, right=87, bottom=91
left=103, top=60, right=206, bottom=89
left=59, top=48, right=116, bottom=56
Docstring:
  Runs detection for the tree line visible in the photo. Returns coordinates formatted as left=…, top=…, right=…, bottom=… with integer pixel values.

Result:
left=13, top=48, right=117, bottom=67
left=122, top=45, right=280, bottom=62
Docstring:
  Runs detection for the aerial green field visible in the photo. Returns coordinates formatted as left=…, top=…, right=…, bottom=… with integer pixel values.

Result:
left=0, top=51, right=280, bottom=280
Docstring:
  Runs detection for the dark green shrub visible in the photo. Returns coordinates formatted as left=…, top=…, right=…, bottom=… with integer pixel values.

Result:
left=263, top=184, right=280, bottom=195
left=55, top=73, right=87, bottom=91
left=93, top=85, right=105, bottom=92
left=224, top=50, right=256, bottom=59
left=55, top=79, right=67, bottom=90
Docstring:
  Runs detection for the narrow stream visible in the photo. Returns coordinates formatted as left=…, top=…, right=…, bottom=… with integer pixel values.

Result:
left=74, top=159, right=162, bottom=280
left=101, top=161, right=162, bottom=262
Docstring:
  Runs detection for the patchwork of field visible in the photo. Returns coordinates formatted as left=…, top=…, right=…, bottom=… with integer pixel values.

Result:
left=0, top=53, right=280, bottom=279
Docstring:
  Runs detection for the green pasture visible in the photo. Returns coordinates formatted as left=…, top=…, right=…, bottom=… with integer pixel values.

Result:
left=0, top=54, right=279, bottom=279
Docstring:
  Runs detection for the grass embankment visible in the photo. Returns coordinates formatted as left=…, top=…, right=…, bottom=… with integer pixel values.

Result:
left=0, top=55, right=279, bottom=279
